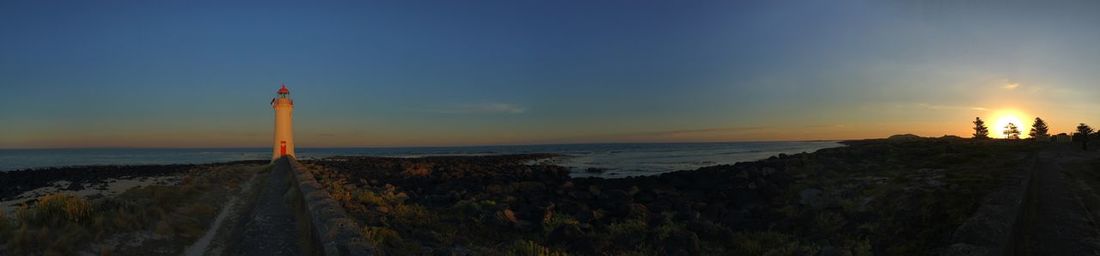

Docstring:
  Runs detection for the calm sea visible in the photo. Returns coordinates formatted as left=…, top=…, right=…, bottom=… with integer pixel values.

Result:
left=0, top=141, right=842, bottom=177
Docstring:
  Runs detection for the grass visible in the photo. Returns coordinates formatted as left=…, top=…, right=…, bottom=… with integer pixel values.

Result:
left=0, top=163, right=265, bottom=255
left=0, top=210, right=10, bottom=242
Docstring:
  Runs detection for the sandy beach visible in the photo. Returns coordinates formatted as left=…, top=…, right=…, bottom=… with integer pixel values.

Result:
left=1, top=176, right=182, bottom=215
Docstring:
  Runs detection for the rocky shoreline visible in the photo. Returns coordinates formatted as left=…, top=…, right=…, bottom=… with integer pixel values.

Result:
left=299, top=138, right=1041, bottom=255
left=0, top=138, right=1055, bottom=254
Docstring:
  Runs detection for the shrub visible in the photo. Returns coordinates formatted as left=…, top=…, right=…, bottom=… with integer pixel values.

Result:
left=507, top=240, right=567, bottom=256
left=401, top=162, right=433, bottom=177
left=23, top=194, right=92, bottom=225
left=362, top=226, right=402, bottom=247
left=391, top=203, right=432, bottom=226
left=606, top=218, right=647, bottom=250
left=355, top=190, right=383, bottom=206
left=542, top=213, right=579, bottom=235
left=732, top=231, right=819, bottom=256
left=850, top=238, right=873, bottom=256
left=0, top=209, right=10, bottom=237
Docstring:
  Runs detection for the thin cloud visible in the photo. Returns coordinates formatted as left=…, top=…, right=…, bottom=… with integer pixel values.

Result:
left=804, top=124, right=848, bottom=129
left=637, top=126, right=769, bottom=137
left=427, top=103, right=526, bottom=114
left=1003, top=83, right=1020, bottom=90
left=918, top=103, right=988, bottom=112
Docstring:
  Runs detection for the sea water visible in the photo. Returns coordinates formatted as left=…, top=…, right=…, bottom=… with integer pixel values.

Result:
left=0, top=141, right=842, bottom=177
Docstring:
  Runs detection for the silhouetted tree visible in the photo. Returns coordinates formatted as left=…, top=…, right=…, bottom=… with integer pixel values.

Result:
left=1030, top=117, right=1050, bottom=141
left=1075, top=123, right=1094, bottom=150
left=1004, top=122, right=1021, bottom=139
left=973, top=117, right=990, bottom=139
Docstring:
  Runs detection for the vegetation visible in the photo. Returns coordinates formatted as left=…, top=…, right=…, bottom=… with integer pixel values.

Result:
left=0, top=163, right=264, bottom=255
left=305, top=140, right=1039, bottom=255
left=1004, top=122, right=1021, bottom=139
left=1030, top=117, right=1049, bottom=140
left=1076, top=123, right=1094, bottom=150
left=973, top=117, right=990, bottom=139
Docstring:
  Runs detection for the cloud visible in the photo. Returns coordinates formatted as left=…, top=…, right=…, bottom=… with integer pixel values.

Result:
left=636, top=126, right=768, bottom=137
left=1003, top=83, right=1020, bottom=90
left=541, top=126, right=770, bottom=143
left=804, top=124, right=848, bottom=129
left=428, top=103, right=526, bottom=114
left=917, top=103, right=988, bottom=112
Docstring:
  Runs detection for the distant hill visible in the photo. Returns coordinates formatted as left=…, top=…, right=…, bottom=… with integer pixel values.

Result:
left=887, top=134, right=924, bottom=141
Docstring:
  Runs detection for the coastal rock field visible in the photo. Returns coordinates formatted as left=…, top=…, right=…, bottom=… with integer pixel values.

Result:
left=302, top=138, right=1052, bottom=255
left=2, top=138, right=1097, bottom=255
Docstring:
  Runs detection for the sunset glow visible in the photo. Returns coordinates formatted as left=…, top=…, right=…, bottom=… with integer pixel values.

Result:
left=2, top=1, right=1100, bottom=148
left=990, top=109, right=1031, bottom=139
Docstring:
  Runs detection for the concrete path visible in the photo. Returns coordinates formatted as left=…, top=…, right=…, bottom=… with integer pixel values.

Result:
left=1018, top=150, right=1100, bottom=255
left=234, top=158, right=303, bottom=256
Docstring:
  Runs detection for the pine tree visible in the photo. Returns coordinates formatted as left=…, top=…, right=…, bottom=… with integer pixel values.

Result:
left=1029, top=117, right=1049, bottom=140
left=973, top=117, right=990, bottom=139
left=1076, top=123, right=1094, bottom=150
left=1004, top=122, right=1020, bottom=139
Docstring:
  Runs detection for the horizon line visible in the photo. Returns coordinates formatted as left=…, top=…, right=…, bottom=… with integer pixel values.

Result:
left=0, top=138, right=855, bottom=150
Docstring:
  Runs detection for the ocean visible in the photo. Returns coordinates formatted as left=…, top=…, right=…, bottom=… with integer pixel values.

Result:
left=0, top=141, right=842, bottom=177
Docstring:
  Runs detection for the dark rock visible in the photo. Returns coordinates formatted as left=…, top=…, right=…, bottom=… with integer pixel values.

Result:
left=575, top=209, right=597, bottom=223
left=663, top=230, right=701, bottom=255
left=497, top=209, right=519, bottom=225
left=548, top=223, right=585, bottom=247
left=686, top=220, right=731, bottom=241
left=627, top=203, right=649, bottom=219
left=800, top=188, right=825, bottom=208
left=818, top=245, right=838, bottom=256
left=569, top=190, right=593, bottom=200
left=584, top=167, right=608, bottom=173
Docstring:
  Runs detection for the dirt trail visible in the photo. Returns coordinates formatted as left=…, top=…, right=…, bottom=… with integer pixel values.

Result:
left=184, top=171, right=259, bottom=256
left=1017, top=149, right=1100, bottom=255
left=233, top=158, right=303, bottom=256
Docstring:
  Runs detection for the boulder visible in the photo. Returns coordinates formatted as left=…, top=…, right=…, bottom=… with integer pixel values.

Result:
left=800, top=188, right=825, bottom=208
left=547, top=223, right=585, bottom=247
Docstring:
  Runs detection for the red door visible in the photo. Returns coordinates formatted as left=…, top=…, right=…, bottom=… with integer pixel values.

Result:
left=280, top=141, right=287, bottom=156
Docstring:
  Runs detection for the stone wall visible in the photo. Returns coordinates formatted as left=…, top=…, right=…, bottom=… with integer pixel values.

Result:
left=287, top=159, right=373, bottom=256
left=943, top=155, right=1038, bottom=256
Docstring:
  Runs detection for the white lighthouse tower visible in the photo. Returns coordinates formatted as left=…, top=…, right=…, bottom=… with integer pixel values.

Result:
left=271, top=84, right=295, bottom=160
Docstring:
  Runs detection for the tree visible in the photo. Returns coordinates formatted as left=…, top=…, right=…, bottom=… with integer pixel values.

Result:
left=1075, top=123, right=1094, bottom=150
left=1030, top=117, right=1050, bottom=141
left=1004, top=122, right=1021, bottom=139
left=973, top=117, right=990, bottom=139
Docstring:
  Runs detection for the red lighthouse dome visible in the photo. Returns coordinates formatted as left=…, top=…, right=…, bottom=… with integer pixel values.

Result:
left=277, top=84, right=290, bottom=94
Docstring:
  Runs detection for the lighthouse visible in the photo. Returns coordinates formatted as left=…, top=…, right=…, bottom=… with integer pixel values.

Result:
left=271, top=84, right=295, bottom=160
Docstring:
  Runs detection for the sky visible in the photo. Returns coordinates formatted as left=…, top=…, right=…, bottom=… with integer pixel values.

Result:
left=2, top=0, right=1100, bottom=148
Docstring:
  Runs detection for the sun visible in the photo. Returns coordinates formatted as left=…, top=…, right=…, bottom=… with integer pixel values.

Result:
left=989, top=109, right=1031, bottom=139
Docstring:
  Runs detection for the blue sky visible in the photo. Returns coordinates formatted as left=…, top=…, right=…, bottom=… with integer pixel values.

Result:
left=2, top=0, right=1100, bottom=147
